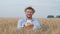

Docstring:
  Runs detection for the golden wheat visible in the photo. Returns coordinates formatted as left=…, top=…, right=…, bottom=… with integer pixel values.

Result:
left=0, top=18, right=60, bottom=34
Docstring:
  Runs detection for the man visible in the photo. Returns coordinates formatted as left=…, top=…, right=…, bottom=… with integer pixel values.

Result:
left=17, top=7, right=41, bottom=30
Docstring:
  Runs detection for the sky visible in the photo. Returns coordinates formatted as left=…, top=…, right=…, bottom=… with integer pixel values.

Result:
left=0, top=0, right=60, bottom=18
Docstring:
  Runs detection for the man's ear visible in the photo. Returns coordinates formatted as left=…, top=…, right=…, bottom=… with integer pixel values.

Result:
left=24, top=11, right=26, bottom=14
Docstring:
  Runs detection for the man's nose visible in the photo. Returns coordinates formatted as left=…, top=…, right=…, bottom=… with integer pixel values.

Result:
left=28, top=12, right=31, bottom=14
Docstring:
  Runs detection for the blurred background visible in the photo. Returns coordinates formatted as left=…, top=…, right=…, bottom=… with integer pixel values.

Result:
left=0, top=0, right=60, bottom=18
left=0, top=0, right=60, bottom=34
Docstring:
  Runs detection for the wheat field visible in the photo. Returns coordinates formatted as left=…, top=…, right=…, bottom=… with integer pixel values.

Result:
left=0, top=18, right=60, bottom=34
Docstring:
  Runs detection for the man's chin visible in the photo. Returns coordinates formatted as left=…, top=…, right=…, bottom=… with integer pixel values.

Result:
left=27, top=17, right=31, bottom=18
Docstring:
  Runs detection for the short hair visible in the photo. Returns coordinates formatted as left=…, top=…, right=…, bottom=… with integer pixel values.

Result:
left=25, top=6, right=35, bottom=13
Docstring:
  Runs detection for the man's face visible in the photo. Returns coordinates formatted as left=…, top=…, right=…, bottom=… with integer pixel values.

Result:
left=25, top=9, right=34, bottom=18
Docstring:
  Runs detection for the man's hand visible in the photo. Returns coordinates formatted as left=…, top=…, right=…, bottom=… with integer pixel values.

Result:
left=23, top=22, right=34, bottom=30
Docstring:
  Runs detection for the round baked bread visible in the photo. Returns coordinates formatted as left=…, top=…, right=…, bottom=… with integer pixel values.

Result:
left=24, top=22, right=32, bottom=26
left=24, top=22, right=34, bottom=30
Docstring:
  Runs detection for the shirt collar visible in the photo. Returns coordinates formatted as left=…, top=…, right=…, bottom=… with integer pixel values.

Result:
left=23, top=18, right=34, bottom=22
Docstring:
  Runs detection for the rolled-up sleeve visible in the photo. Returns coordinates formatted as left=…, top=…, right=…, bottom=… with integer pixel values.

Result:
left=33, top=20, right=41, bottom=29
left=36, top=21, right=41, bottom=28
left=17, top=20, right=22, bottom=29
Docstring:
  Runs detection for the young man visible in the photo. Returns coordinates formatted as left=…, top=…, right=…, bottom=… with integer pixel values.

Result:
left=17, top=7, right=41, bottom=30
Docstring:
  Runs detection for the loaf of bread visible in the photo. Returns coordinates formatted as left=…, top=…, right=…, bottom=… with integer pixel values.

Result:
left=24, top=22, right=34, bottom=30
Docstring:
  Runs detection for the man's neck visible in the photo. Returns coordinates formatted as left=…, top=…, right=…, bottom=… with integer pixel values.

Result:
left=26, top=17, right=32, bottom=20
left=26, top=17, right=32, bottom=22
